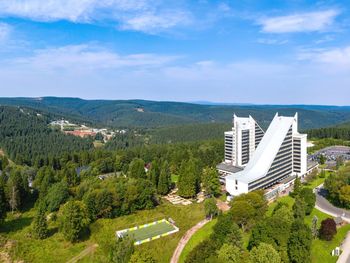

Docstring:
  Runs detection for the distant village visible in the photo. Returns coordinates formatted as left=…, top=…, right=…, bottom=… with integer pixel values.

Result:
left=50, top=119, right=126, bottom=142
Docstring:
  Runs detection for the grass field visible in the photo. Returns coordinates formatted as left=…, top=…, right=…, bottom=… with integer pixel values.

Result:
left=118, top=219, right=178, bottom=244
left=0, top=202, right=205, bottom=263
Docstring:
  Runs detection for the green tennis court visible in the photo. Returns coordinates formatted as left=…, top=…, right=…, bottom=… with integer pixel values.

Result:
left=116, top=219, right=179, bottom=245
left=130, top=221, right=176, bottom=240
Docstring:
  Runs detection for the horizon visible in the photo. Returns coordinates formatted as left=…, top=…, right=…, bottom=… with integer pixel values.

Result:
left=0, top=1, right=349, bottom=104
left=1, top=96, right=350, bottom=107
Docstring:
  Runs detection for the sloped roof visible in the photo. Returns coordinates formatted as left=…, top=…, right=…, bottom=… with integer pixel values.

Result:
left=227, top=113, right=296, bottom=184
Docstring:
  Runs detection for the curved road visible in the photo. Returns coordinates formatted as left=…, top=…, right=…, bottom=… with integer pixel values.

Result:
left=170, top=219, right=210, bottom=263
left=314, top=184, right=350, bottom=263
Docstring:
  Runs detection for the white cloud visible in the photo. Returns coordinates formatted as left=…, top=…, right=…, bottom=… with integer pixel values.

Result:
left=0, top=0, right=191, bottom=33
left=0, top=23, right=11, bottom=42
left=259, top=10, right=339, bottom=33
left=7, top=44, right=179, bottom=72
left=298, top=46, right=350, bottom=69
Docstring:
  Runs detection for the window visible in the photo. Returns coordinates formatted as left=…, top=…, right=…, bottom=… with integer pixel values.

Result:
left=235, top=186, right=238, bottom=190
left=235, top=179, right=238, bottom=185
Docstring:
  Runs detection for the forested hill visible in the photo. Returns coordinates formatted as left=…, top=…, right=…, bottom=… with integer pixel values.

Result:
left=0, top=97, right=350, bottom=129
left=0, top=106, right=93, bottom=166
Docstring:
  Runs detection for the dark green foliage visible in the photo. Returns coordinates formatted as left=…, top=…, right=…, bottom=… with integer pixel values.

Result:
left=43, top=182, right=69, bottom=212
left=292, top=197, right=306, bottom=220
left=185, top=239, right=219, bottom=263
left=290, top=177, right=302, bottom=197
left=204, top=198, right=219, bottom=218
left=32, top=208, right=49, bottom=239
left=307, top=127, right=350, bottom=141
left=324, top=163, right=350, bottom=206
left=217, top=244, right=249, bottom=263
left=1, top=97, right=350, bottom=129
left=178, top=159, right=200, bottom=198
left=128, top=158, right=146, bottom=179
left=249, top=205, right=293, bottom=262
left=319, top=154, right=326, bottom=165
left=34, top=166, right=56, bottom=198
left=202, top=167, right=221, bottom=197
left=0, top=182, right=7, bottom=224
left=319, top=218, right=337, bottom=241
left=0, top=106, right=93, bottom=166
left=83, top=189, right=113, bottom=221
left=250, top=242, right=281, bottom=263
left=299, top=188, right=316, bottom=215
left=287, top=220, right=312, bottom=263
left=59, top=200, right=90, bottom=242
left=211, top=213, right=242, bottom=248
left=7, top=168, right=30, bottom=212
left=157, top=161, right=171, bottom=195
left=109, top=235, right=134, bottom=263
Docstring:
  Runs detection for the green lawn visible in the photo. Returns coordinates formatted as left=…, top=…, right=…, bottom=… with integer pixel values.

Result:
left=311, top=224, right=350, bottom=263
left=179, top=218, right=217, bottom=263
left=0, top=202, right=206, bottom=263
left=303, top=171, right=331, bottom=189
left=267, top=195, right=295, bottom=216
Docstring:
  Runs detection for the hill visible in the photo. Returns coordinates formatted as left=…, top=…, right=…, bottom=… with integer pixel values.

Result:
left=0, top=97, right=349, bottom=129
left=0, top=106, right=93, bottom=166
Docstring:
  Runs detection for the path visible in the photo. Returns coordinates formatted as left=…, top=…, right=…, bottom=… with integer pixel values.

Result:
left=314, top=184, right=350, bottom=263
left=170, top=219, right=210, bottom=263
left=66, top=243, right=98, bottom=263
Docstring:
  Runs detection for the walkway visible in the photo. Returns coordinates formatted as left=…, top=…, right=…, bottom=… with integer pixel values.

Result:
left=170, top=219, right=210, bottom=263
left=66, top=243, right=99, bottom=263
left=314, top=184, right=350, bottom=263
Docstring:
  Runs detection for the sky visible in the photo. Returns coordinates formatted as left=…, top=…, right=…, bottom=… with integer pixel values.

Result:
left=0, top=0, right=349, bottom=105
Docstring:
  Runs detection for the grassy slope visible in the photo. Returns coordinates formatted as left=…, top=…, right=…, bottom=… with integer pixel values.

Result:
left=0, top=202, right=205, bottom=263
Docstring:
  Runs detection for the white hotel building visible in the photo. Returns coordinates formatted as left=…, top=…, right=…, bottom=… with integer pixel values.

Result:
left=217, top=113, right=308, bottom=197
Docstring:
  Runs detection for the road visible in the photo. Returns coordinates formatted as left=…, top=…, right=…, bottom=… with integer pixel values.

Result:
left=314, top=184, right=350, bottom=263
left=170, top=219, right=210, bottom=263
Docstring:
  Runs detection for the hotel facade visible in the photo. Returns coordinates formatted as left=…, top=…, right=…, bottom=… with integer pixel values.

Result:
left=218, top=113, right=308, bottom=197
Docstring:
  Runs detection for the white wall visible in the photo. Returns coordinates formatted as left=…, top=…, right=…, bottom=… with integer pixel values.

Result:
left=226, top=176, right=249, bottom=196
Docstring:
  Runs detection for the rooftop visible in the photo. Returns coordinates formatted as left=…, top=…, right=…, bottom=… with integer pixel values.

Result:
left=216, top=163, right=243, bottom=174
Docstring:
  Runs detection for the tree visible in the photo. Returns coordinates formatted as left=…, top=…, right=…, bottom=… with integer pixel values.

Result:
left=0, top=182, right=7, bottom=224
left=339, top=185, right=350, bottom=209
left=311, top=215, right=318, bottom=239
left=288, top=221, right=312, bottom=263
left=230, top=201, right=256, bottom=232
left=128, top=158, right=146, bottom=179
left=292, top=197, right=306, bottom=220
left=319, top=218, right=337, bottom=241
left=44, top=181, right=69, bottom=212
left=178, top=159, right=199, bottom=198
left=250, top=243, right=281, bottom=263
left=319, top=154, right=326, bottom=165
left=234, top=191, right=267, bottom=219
left=129, top=251, right=156, bottom=263
left=157, top=161, right=171, bottom=195
left=185, top=239, right=218, bottom=263
left=59, top=201, right=90, bottom=242
left=336, top=156, right=344, bottom=169
left=211, top=213, right=242, bottom=248
left=291, top=177, right=302, bottom=197
left=202, top=167, right=221, bottom=197
left=32, top=207, right=49, bottom=239
left=204, top=198, right=219, bottom=218
left=148, top=160, right=160, bottom=187
left=109, top=235, right=134, bottom=263
left=217, top=244, right=247, bottom=263
left=299, top=188, right=316, bottom=215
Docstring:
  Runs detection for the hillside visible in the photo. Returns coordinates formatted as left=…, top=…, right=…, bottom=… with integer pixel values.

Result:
left=0, top=97, right=349, bottom=129
left=0, top=106, right=93, bottom=166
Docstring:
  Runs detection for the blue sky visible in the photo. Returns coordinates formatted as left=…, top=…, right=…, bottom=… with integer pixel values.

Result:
left=0, top=1, right=349, bottom=105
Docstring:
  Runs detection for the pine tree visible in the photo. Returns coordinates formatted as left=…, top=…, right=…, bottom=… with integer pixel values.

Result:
left=32, top=207, right=49, bottom=239
left=178, top=159, right=198, bottom=198
left=0, top=183, right=7, bottom=224
left=157, top=161, right=171, bottom=195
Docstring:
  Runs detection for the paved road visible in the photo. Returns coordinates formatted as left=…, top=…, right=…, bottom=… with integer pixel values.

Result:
left=170, top=219, right=210, bottom=263
left=314, top=184, right=350, bottom=263
left=315, top=184, right=350, bottom=222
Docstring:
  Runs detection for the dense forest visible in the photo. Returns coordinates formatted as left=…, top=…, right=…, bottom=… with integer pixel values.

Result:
left=307, top=127, right=350, bottom=140
left=0, top=106, right=93, bottom=166
left=1, top=97, right=350, bottom=129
